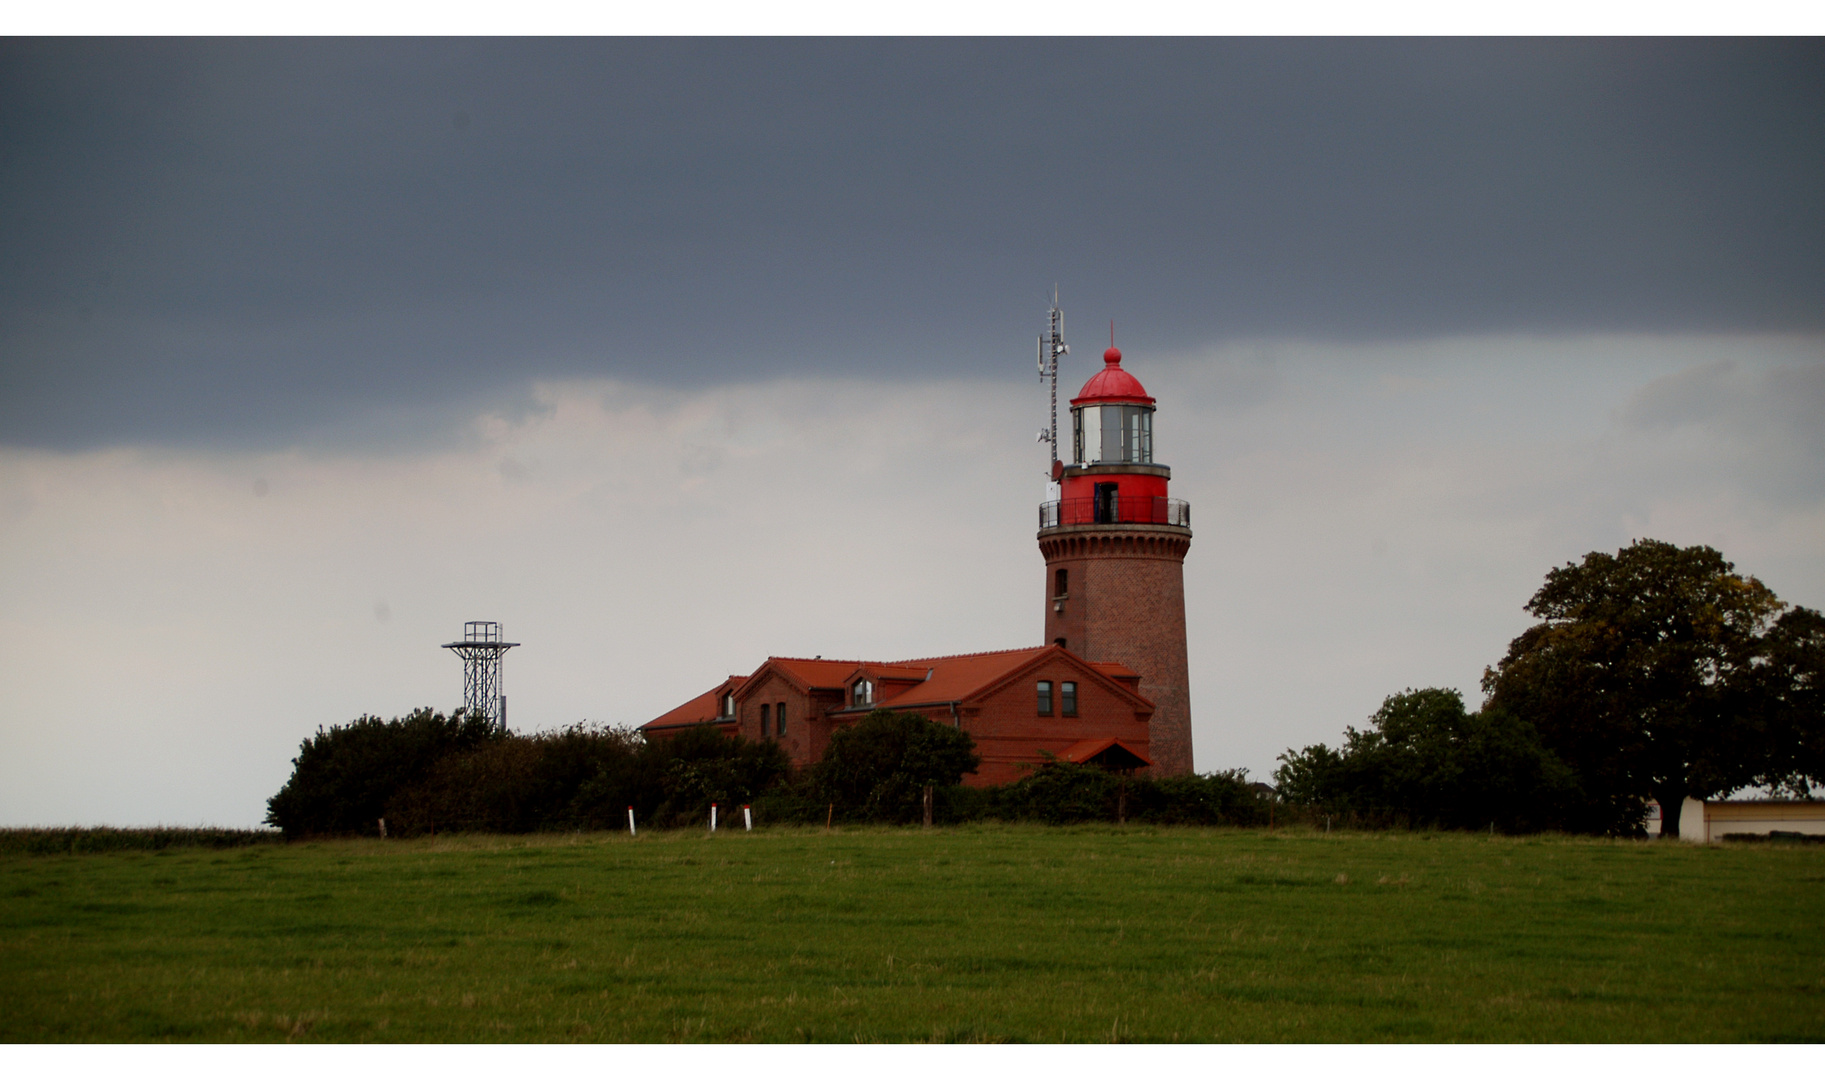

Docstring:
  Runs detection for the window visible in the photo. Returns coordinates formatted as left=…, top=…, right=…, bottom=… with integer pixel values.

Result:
left=759, top=702, right=770, bottom=735
left=1073, top=404, right=1154, bottom=465
left=854, top=679, right=873, bottom=706
left=1101, top=405, right=1123, bottom=462
left=1131, top=408, right=1152, bottom=462
left=1054, top=637, right=1067, bottom=649
left=722, top=692, right=734, bottom=717
left=776, top=703, right=787, bottom=737
left=1054, top=568, right=1068, bottom=598
left=1061, top=681, right=1077, bottom=716
left=1037, top=680, right=1054, bottom=716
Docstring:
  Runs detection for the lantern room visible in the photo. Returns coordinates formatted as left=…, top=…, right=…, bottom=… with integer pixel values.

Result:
left=1042, top=346, right=1189, bottom=530
left=1070, top=347, right=1156, bottom=466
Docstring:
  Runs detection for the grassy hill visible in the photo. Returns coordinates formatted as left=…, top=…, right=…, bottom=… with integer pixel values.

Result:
left=3, top=824, right=1821, bottom=1041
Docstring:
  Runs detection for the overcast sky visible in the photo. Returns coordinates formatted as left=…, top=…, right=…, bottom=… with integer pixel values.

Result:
left=2, top=39, right=1822, bottom=826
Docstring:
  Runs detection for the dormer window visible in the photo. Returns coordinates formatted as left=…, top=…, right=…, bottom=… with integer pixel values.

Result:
left=722, top=692, right=735, bottom=717
left=853, top=679, right=874, bottom=707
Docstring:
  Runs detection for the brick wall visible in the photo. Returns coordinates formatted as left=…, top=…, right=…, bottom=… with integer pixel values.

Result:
left=1040, top=525, right=1193, bottom=775
left=736, top=671, right=812, bottom=766
left=955, top=656, right=1152, bottom=785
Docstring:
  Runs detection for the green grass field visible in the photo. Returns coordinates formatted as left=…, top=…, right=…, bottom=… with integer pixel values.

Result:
left=3, top=824, right=1821, bottom=1042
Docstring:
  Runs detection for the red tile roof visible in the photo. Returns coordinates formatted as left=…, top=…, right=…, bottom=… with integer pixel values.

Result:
left=844, top=647, right=1151, bottom=713
left=882, top=647, right=1050, bottom=705
left=644, top=675, right=745, bottom=731
left=754, top=657, right=874, bottom=691
left=855, top=663, right=934, bottom=684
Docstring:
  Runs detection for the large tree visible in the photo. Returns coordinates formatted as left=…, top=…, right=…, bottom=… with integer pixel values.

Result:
left=813, top=709, right=980, bottom=823
left=1752, top=606, right=1825, bottom=797
left=1481, top=539, right=1797, bottom=837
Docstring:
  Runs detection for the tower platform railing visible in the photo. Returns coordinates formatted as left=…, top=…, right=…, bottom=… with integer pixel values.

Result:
left=461, top=620, right=505, bottom=644
left=1040, top=497, right=1190, bottom=529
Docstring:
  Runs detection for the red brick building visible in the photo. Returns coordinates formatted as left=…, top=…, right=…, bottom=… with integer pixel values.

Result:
left=643, top=338, right=1194, bottom=783
left=644, top=647, right=1153, bottom=785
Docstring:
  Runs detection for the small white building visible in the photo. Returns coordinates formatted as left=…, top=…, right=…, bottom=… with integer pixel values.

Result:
left=1647, top=798, right=1825, bottom=842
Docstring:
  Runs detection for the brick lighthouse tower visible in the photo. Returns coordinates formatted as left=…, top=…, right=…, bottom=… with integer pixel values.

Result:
left=1037, top=333, right=1194, bottom=775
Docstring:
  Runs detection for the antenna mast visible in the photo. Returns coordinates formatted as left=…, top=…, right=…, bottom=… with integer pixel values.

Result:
left=1036, top=287, right=1069, bottom=474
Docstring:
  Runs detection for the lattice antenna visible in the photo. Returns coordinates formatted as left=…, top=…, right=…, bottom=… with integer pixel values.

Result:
left=441, top=620, right=520, bottom=732
left=1035, top=286, right=1069, bottom=475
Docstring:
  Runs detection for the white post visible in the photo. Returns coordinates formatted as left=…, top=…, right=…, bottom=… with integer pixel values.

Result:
left=627, top=806, right=636, bottom=837
left=710, top=803, right=717, bottom=832
left=743, top=805, right=752, bottom=831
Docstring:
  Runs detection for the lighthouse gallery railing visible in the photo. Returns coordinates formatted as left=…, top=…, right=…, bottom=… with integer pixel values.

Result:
left=1040, top=497, right=1190, bottom=529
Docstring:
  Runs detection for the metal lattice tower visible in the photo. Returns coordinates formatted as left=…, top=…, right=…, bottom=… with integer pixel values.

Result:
left=441, top=621, right=520, bottom=731
left=1036, top=288, right=1069, bottom=475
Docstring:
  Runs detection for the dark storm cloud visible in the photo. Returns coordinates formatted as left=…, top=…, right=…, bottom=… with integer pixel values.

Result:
left=2, top=38, right=1821, bottom=449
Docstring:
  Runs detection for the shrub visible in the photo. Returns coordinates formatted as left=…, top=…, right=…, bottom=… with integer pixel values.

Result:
left=1274, top=688, right=1582, bottom=833
left=635, top=723, right=793, bottom=828
left=988, top=761, right=1268, bottom=825
left=387, top=724, right=650, bottom=836
left=990, top=760, right=1122, bottom=823
left=265, top=708, right=501, bottom=838
left=0, top=828, right=283, bottom=855
left=266, top=706, right=1283, bottom=835
left=383, top=723, right=788, bottom=835
left=1137, top=770, right=1269, bottom=826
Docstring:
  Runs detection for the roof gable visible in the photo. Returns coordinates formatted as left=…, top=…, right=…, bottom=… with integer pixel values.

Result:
left=959, top=646, right=1155, bottom=712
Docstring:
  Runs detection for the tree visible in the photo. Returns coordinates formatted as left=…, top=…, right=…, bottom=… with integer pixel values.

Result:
left=812, top=710, right=980, bottom=823
left=264, top=707, right=501, bottom=838
left=1274, top=688, right=1579, bottom=832
left=1482, top=540, right=1791, bottom=837
left=1752, top=606, right=1825, bottom=797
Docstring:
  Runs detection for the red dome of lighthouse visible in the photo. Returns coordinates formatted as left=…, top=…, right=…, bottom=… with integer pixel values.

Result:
left=1071, top=346, right=1155, bottom=406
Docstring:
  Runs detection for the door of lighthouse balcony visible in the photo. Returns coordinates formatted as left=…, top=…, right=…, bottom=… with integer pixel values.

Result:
left=1093, top=483, right=1119, bottom=524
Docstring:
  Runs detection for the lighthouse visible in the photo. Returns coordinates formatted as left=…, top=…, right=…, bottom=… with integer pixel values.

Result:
left=645, top=308, right=1172, bottom=782
left=1038, top=340, right=1195, bottom=775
